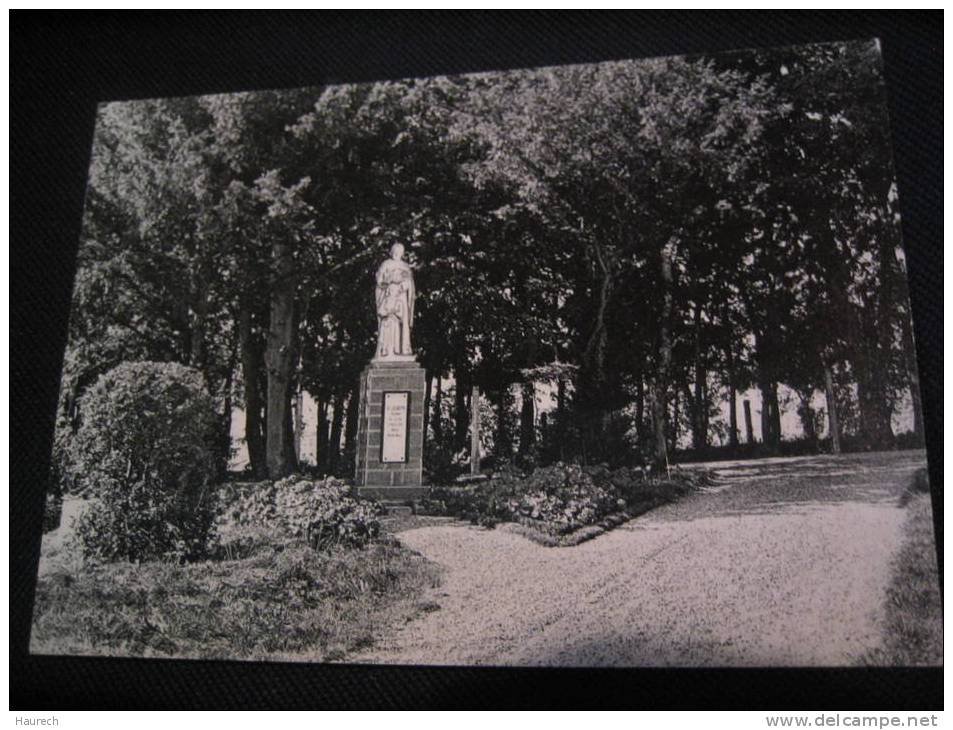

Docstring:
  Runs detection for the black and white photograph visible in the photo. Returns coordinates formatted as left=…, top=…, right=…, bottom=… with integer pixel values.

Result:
left=26, top=36, right=940, bottom=672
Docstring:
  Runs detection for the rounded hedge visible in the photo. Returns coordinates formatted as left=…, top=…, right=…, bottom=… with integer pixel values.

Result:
left=70, top=361, right=219, bottom=562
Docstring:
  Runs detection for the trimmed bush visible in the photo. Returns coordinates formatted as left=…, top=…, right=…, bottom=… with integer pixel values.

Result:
left=70, top=361, right=219, bottom=562
left=221, top=476, right=382, bottom=554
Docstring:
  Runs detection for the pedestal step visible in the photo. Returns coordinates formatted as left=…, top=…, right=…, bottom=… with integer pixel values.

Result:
left=380, top=502, right=415, bottom=516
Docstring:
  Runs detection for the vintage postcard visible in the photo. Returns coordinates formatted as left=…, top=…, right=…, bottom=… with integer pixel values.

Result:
left=30, top=39, right=940, bottom=668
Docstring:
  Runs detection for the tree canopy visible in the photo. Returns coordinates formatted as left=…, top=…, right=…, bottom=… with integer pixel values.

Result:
left=57, top=39, right=920, bottom=483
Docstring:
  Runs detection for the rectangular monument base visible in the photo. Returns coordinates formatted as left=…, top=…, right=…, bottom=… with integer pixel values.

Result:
left=354, top=359, right=427, bottom=501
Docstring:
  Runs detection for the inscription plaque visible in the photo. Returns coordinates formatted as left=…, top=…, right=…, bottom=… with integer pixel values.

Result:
left=381, top=391, right=410, bottom=463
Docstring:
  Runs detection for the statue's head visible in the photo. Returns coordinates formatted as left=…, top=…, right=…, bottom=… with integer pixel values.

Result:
left=389, top=242, right=405, bottom=260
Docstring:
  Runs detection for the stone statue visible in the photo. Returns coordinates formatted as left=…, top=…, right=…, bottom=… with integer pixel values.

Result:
left=374, top=242, right=415, bottom=359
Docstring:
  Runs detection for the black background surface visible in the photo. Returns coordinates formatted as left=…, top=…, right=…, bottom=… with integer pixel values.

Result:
left=10, top=11, right=943, bottom=709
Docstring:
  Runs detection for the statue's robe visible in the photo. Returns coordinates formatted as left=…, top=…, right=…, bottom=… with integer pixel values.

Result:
left=375, top=258, right=414, bottom=357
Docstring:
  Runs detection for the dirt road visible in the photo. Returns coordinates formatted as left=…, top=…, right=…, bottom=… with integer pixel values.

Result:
left=356, top=450, right=928, bottom=667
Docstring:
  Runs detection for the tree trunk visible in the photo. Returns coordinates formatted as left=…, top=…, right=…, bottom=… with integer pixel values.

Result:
left=635, top=377, right=645, bottom=446
left=761, top=388, right=774, bottom=446
left=908, top=372, right=924, bottom=443
left=556, top=377, right=567, bottom=462
left=753, top=328, right=780, bottom=452
left=690, top=305, right=708, bottom=451
left=759, top=381, right=780, bottom=452
left=770, top=382, right=782, bottom=447
left=470, top=385, right=481, bottom=475
left=797, top=389, right=817, bottom=443
left=432, top=376, right=444, bottom=443
left=344, top=388, right=360, bottom=461
left=453, top=365, right=469, bottom=452
left=866, top=227, right=906, bottom=447
left=316, top=399, right=330, bottom=472
left=824, top=364, right=842, bottom=454
left=668, top=388, right=680, bottom=454
left=580, top=242, right=613, bottom=457
left=239, top=300, right=267, bottom=480
left=519, top=381, right=536, bottom=455
left=898, top=305, right=924, bottom=441
left=856, top=376, right=894, bottom=449
left=423, top=373, right=433, bottom=442
left=687, top=378, right=707, bottom=451
left=650, top=239, right=676, bottom=473
left=328, top=394, right=345, bottom=474
left=283, top=380, right=298, bottom=473
left=743, top=400, right=755, bottom=445
left=648, top=383, right=668, bottom=475
left=852, top=307, right=895, bottom=449
left=727, top=381, right=739, bottom=449
left=492, top=386, right=513, bottom=460
left=217, top=349, right=235, bottom=480
left=293, top=387, right=304, bottom=463
left=264, top=239, right=297, bottom=479
left=723, top=301, right=739, bottom=449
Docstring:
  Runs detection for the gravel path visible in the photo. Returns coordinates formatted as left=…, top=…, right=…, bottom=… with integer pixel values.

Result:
left=356, top=450, right=928, bottom=667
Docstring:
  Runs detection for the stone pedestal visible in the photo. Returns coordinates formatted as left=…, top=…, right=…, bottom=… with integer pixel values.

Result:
left=354, top=359, right=426, bottom=501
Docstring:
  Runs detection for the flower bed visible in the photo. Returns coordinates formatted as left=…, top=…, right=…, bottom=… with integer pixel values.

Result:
left=419, top=463, right=703, bottom=545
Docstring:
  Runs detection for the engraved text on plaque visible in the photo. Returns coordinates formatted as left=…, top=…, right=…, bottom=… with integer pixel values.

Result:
left=381, top=391, right=410, bottom=463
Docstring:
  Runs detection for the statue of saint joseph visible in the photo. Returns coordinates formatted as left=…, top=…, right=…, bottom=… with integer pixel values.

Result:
left=374, top=243, right=415, bottom=359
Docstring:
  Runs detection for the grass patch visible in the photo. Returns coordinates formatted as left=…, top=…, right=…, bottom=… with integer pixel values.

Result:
left=864, top=493, right=942, bottom=666
left=30, top=537, right=441, bottom=662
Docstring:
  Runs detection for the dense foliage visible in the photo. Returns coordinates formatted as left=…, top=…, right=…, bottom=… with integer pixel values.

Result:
left=220, top=476, right=382, bottom=553
left=422, top=463, right=696, bottom=536
left=70, top=362, right=219, bottom=561
left=54, top=40, right=920, bottom=490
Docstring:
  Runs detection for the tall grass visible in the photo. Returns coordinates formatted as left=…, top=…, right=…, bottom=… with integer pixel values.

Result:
left=31, top=539, right=441, bottom=662
left=865, top=494, right=942, bottom=666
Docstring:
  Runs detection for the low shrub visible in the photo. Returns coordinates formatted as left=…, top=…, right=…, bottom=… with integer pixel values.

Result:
left=421, top=462, right=698, bottom=538
left=220, top=476, right=382, bottom=554
left=498, top=463, right=622, bottom=535
left=69, top=361, right=219, bottom=562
